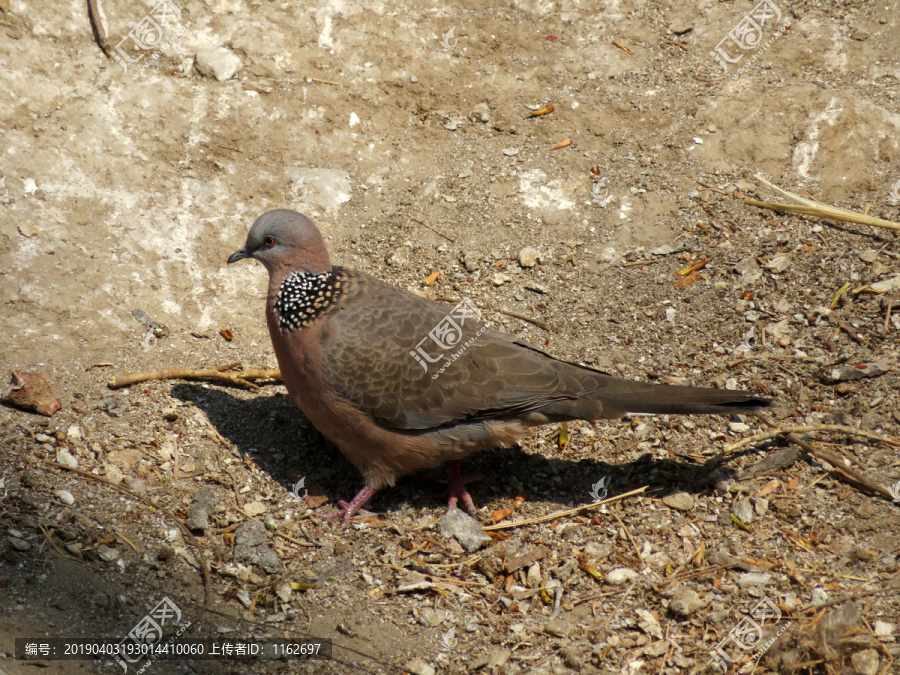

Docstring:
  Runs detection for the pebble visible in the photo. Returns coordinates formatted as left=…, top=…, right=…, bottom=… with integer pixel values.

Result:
left=728, top=422, right=751, bottom=433
left=662, top=491, right=694, bottom=511
left=732, top=499, right=754, bottom=524
left=66, top=425, right=82, bottom=442
left=185, top=485, right=220, bottom=531
left=670, top=587, right=703, bottom=616
left=409, top=75, right=418, bottom=83
left=97, top=395, right=128, bottom=417
left=737, top=572, right=771, bottom=586
left=810, top=587, right=829, bottom=605
left=851, top=649, right=880, bottom=675
left=491, top=273, right=511, bottom=286
left=543, top=619, right=571, bottom=637
left=873, top=620, right=893, bottom=636
left=233, top=520, right=283, bottom=574
left=56, top=448, right=79, bottom=469
left=438, top=508, right=490, bottom=551
left=517, top=246, right=541, bottom=268
left=35, top=433, right=54, bottom=444
left=98, top=545, right=120, bottom=562
left=195, top=47, right=242, bottom=81
left=54, top=489, right=75, bottom=505
left=404, top=658, right=435, bottom=675
left=236, top=590, right=253, bottom=609
left=243, top=501, right=267, bottom=517
left=765, top=255, right=791, bottom=273
left=501, top=148, right=519, bottom=157
left=524, top=282, right=548, bottom=294
left=605, top=567, right=638, bottom=586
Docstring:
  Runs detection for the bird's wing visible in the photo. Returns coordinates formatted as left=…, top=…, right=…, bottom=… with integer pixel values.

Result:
left=319, top=271, right=591, bottom=429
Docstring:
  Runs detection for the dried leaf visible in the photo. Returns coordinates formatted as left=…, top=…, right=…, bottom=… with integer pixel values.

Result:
left=758, top=479, right=780, bottom=498
left=556, top=422, right=569, bottom=450
left=220, top=328, right=234, bottom=341
left=491, top=508, right=513, bottom=523
left=548, top=138, right=571, bottom=150
left=424, top=271, right=440, bottom=286
left=730, top=513, right=751, bottom=532
left=677, top=257, right=712, bottom=276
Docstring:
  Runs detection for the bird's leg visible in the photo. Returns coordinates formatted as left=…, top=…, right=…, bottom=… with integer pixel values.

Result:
left=321, top=486, right=378, bottom=528
left=446, top=460, right=477, bottom=512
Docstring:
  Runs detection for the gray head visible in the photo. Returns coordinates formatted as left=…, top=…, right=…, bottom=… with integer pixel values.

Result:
left=227, top=210, right=331, bottom=275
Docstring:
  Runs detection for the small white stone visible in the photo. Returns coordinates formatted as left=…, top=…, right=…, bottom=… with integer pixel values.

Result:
left=195, top=47, right=242, bottom=82
left=873, top=620, right=893, bottom=637
left=66, top=425, right=83, bottom=442
left=54, top=489, right=75, bottom=505
left=606, top=567, right=638, bottom=586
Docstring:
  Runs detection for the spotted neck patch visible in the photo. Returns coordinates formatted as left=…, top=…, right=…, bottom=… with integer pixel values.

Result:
left=274, top=268, right=345, bottom=331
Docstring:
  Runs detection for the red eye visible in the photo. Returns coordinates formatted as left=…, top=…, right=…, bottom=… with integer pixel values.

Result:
left=264, top=236, right=276, bottom=247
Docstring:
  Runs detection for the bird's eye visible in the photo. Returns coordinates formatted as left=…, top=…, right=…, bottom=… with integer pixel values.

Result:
left=263, top=236, right=276, bottom=247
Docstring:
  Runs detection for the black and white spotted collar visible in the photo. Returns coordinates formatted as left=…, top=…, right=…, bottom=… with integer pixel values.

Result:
left=274, top=268, right=346, bottom=331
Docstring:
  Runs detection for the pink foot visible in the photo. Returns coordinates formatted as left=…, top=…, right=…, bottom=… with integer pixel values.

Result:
left=321, top=486, right=378, bottom=528
left=446, top=460, right=478, bottom=513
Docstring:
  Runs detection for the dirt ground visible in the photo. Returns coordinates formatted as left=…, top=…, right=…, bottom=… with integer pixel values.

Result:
left=1, top=0, right=899, bottom=673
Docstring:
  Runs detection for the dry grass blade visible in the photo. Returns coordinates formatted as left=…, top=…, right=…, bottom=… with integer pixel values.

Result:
left=725, top=424, right=900, bottom=453
left=747, top=174, right=900, bottom=231
left=108, top=367, right=282, bottom=389
left=482, top=486, right=648, bottom=531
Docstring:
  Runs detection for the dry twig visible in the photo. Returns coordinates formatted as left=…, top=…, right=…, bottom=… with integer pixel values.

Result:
left=483, top=486, right=648, bottom=531
left=409, top=215, right=456, bottom=242
left=108, top=366, right=281, bottom=390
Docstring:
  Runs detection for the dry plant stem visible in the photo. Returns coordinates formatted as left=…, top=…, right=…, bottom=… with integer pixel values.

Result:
left=727, top=354, right=816, bottom=368
left=482, top=486, right=648, bottom=531
left=108, top=367, right=282, bottom=389
left=610, top=508, right=643, bottom=565
left=497, top=308, right=552, bottom=331
left=725, top=424, right=900, bottom=453
left=750, top=413, right=894, bottom=500
left=748, top=174, right=900, bottom=231
left=408, top=215, right=455, bottom=242
left=40, top=459, right=212, bottom=623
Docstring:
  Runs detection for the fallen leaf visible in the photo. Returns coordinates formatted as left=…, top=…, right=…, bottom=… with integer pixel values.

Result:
left=424, top=271, right=440, bottom=286
left=548, top=138, right=571, bottom=150
left=529, top=104, right=554, bottom=116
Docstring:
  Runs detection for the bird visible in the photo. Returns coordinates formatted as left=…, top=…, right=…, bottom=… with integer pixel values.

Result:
left=228, top=209, right=773, bottom=527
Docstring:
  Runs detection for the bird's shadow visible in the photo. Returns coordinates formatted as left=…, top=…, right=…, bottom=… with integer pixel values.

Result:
left=171, top=383, right=757, bottom=516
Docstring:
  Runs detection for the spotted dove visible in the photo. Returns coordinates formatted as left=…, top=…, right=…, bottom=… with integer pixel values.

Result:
left=228, top=209, right=773, bottom=526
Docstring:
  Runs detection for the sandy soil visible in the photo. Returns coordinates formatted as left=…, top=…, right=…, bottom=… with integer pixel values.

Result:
left=1, top=0, right=899, bottom=673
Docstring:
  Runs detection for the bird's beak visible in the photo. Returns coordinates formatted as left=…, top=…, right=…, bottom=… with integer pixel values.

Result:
left=227, top=246, right=251, bottom=264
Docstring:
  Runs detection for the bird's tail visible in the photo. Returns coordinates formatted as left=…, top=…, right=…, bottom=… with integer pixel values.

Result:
left=592, top=381, right=773, bottom=418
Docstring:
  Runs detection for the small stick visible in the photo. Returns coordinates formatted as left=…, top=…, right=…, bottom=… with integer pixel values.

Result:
left=726, top=354, right=815, bottom=368
left=87, top=0, right=112, bottom=57
left=483, top=486, right=648, bottom=531
left=173, top=434, right=180, bottom=481
left=309, top=77, right=341, bottom=85
left=696, top=180, right=730, bottom=196
left=725, top=424, right=900, bottom=453
left=750, top=413, right=895, bottom=500
left=409, top=216, right=456, bottom=242
left=663, top=39, right=688, bottom=51
left=497, top=308, right=551, bottom=331
left=108, top=367, right=281, bottom=390
left=610, top=508, right=643, bottom=565
left=612, top=39, right=633, bottom=55
left=622, top=259, right=658, bottom=268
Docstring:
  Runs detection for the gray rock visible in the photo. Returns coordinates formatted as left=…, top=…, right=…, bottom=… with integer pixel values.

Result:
left=471, top=102, right=490, bottom=123
left=517, top=246, right=541, bottom=268
left=185, top=485, right=219, bottom=531
left=605, top=567, right=638, bottom=586
left=195, top=47, right=242, bottom=82
left=765, top=255, right=791, bottom=273
left=543, top=619, right=571, bottom=637
left=54, top=489, right=75, bottom=505
left=234, top=520, right=283, bottom=574
left=823, top=358, right=891, bottom=384
left=438, top=508, right=490, bottom=551
left=737, top=572, right=771, bottom=586
left=97, top=395, right=128, bottom=417
left=850, top=649, right=879, bottom=675
left=56, top=448, right=79, bottom=469
left=732, top=499, right=754, bottom=524
left=734, top=257, right=762, bottom=285
left=385, top=249, right=408, bottom=267
left=98, top=545, right=120, bottom=562
left=403, top=658, right=434, bottom=675
left=662, top=491, right=694, bottom=511
left=9, top=535, right=31, bottom=551
left=670, top=587, right=703, bottom=616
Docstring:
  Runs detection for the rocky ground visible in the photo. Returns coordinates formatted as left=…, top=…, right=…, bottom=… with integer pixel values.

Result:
left=1, top=0, right=899, bottom=673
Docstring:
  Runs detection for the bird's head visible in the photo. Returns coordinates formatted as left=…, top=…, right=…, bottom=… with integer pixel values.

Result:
left=227, top=209, right=331, bottom=275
